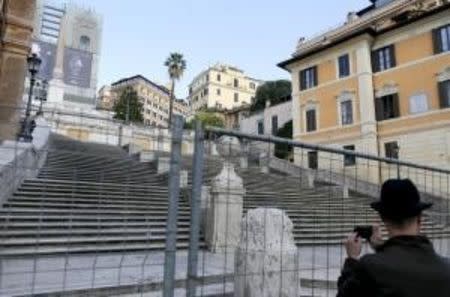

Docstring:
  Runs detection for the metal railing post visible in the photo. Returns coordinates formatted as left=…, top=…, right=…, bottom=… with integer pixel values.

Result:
left=187, top=121, right=205, bottom=297
left=163, top=115, right=184, bottom=297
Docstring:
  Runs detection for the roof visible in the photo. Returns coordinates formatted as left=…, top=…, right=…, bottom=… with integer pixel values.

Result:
left=111, top=75, right=170, bottom=95
left=278, top=2, right=450, bottom=70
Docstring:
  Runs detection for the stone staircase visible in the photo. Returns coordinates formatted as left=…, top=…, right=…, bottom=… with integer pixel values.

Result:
left=0, top=135, right=448, bottom=258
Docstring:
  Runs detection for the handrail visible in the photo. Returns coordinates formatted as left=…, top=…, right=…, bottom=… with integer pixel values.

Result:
left=205, top=126, right=450, bottom=175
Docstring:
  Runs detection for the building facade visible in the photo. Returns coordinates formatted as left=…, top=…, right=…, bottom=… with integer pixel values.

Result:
left=24, top=0, right=103, bottom=110
left=110, top=75, right=190, bottom=127
left=0, top=0, right=37, bottom=140
left=279, top=0, right=450, bottom=176
left=188, top=64, right=263, bottom=112
left=96, top=85, right=115, bottom=111
left=240, top=97, right=292, bottom=136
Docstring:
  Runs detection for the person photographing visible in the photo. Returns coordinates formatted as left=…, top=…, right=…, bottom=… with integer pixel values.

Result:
left=337, top=179, right=450, bottom=297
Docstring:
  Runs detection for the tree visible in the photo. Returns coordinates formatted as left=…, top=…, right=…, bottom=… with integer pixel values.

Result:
left=164, top=53, right=186, bottom=127
left=274, top=120, right=293, bottom=160
left=113, top=87, right=144, bottom=123
left=251, top=80, right=292, bottom=112
left=184, top=112, right=225, bottom=129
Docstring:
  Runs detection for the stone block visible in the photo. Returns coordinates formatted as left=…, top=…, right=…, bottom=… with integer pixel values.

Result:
left=259, top=153, right=269, bottom=174
left=180, top=170, right=188, bottom=188
left=206, top=162, right=244, bottom=253
left=157, top=157, right=170, bottom=174
left=330, top=185, right=349, bottom=199
left=139, top=151, right=156, bottom=162
left=235, top=208, right=300, bottom=297
left=305, top=171, right=315, bottom=189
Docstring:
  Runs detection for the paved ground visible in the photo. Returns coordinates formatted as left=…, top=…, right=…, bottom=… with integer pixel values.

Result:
left=1, top=239, right=449, bottom=297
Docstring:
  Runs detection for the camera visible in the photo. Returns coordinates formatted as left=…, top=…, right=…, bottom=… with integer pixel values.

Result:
left=354, top=226, right=373, bottom=241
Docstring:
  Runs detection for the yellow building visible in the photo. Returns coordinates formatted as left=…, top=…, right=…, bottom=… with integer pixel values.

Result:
left=110, top=75, right=190, bottom=127
left=188, top=64, right=263, bottom=111
left=279, top=0, right=450, bottom=174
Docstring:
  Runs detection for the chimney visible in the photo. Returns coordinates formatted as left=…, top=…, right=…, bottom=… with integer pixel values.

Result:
left=347, top=11, right=359, bottom=23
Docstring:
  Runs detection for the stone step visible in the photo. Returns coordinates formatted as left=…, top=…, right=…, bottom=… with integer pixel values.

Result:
left=1, top=234, right=192, bottom=246
left=0, top=208, right=191, bottom=216
left=2, top=221, right=191, bottom=229
left=0, top=227, right=192, bottom=237
left=23, top=179, right=169, bottom=189
left=3, top=202, right=190, bottom=211
left=0, top=241, right=197, bottom=257
left=0, top=214, right=190, bottom=222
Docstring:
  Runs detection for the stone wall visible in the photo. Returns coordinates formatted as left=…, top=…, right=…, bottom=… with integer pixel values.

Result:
left=0, top=0, right=36, bottom=140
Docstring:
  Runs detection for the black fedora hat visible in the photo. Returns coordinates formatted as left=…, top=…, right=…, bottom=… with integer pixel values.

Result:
left=371, top=179, right=432, bottom=220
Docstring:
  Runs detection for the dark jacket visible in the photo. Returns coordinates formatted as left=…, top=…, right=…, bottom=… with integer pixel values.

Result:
left=337, top=236, right=450, bottom=297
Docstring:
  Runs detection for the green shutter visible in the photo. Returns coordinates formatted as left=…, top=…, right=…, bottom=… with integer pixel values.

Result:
left=432, top=28, right=442, bottom=54
left=389, top=45, right=397, bottom=67
left=392, top=93, right=400, bottom=117
left=375, top=98, right=383, bottom=121
left=371, top=51, right=379, bottom=73
left=313, top=66, right=318, bottom=87
left=439, top=81, right=449, bottom=108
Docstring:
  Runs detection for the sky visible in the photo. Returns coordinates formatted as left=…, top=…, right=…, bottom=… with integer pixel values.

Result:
left=76, top=0, right=369, bottom=98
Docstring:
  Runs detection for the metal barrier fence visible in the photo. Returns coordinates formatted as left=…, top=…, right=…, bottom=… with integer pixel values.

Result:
left=0, top=111, right=449, bottom=297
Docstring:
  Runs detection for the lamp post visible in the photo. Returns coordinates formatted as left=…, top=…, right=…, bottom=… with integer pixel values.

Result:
left=18, top=53, right=41, bottom=142
left=37, top=79, right=48, bottom=116
left=394, top=143, right=400, bottom=179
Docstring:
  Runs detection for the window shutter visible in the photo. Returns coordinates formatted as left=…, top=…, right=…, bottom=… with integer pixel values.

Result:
left=432, top=28, right=442, bottom=54
left=299, top=71, right=305, bottom=90
left=313, top=66, right=318, bottom=87
left=389, top=45, right=397, bottom=68
left=392, top=93, right=400, bottom=117
left=375, top=98, right=383, bottom=121
left=371, top=51, right=379, bottom=73
left=438, top=81, right=448, bottom=108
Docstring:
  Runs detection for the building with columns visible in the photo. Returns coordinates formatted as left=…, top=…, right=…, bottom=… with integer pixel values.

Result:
left=23, top=0, right=103, bottom=110
left=188, top=63, right=263, bottom=112
left=279, top=0, right=450, bottom=173
left=0, top=0, right=37, bottom=140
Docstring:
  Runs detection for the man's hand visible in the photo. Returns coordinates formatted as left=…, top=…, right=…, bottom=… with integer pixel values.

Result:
left=345, top=233, right=362, bottom=260
left=369, top=225, right=384, bottom=250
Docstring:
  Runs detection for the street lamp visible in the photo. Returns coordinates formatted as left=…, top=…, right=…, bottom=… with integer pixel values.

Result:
left=37, top=79, right=48, bottom=116
left=18, top=53, right=41, bottom=142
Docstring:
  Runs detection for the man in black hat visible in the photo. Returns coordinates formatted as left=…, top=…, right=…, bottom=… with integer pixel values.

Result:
left=337, top=179, right=450, bottom=297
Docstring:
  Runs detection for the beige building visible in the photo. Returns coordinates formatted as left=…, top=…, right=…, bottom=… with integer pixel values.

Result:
left=188, top=64, right=263, bottom=112
left=279, top=0, right=450, bottom=187
left=110, top=75, right=190, bottom=127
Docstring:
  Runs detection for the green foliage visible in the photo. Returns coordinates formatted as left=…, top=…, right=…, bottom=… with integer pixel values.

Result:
left=185, top=112, right=225, bottom=129
left=251, top=80, right=292, bottom=112
left=113, top=87, right=144, bottom=123
left=164, top=52, right=187, bottom=81
left=274, top=120, right=293, bottom=160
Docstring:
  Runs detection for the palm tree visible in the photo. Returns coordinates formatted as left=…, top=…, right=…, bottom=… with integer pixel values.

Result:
left=164, top=53, right=186, bottom=127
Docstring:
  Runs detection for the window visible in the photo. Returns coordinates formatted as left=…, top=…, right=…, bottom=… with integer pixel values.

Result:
left=438, top=80, right=450, bottom=108
left=372, top=45, right=396, bottom=72
left=204, top=88, right=209, bottom=96
left=217, top=88, right=221, bottom=96
left=385, top=142, right=399, bottom=159
left=300, top=66, right=318, bottom=90
left=249, top=82, right=256, bottom=90
left=257, top=120, right=264, bottom=135
left=217, top=74, right=221, bottom=81
left=306, top=109, right=317, bottom=132
left=341, top=100, right=353, bottom=125
left=409, top=93, right=428, bottom=114
left=234, top=93, right=239, bottom=102
left=271, top=116, right=278, bottom=135
left=206, top=74, right=210, bottom=82
left=338, top=54, right=350, bottom=78
left=375, top=94, right=400, bottom=121
left=343, top=145, right=356, bottom=166
left=433, top=24, right=450, bottom=54
left=79, top=35, right=91, bottom=51
left=234, top=79, right=239, bottom=88
left=308, top=151, right=318, bottom=169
